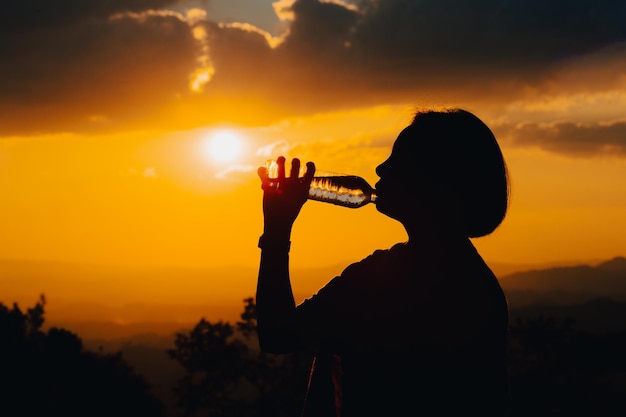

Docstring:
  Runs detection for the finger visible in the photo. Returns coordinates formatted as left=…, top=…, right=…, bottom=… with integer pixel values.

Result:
left=304, top=161, right=316, bottom=182
left=257, top=166, right=268, bottom=182
left=290, top=158, right=301, bottom=179
left=276, top=156, right=286, bottom=180
left=258, top=166, right=272, bottom=191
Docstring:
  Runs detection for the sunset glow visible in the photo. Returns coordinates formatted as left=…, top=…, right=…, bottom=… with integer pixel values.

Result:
left=1, top=0, right=625, bottom=335
left=204, top=129, right=245, bottom=164
left=189, top=67, right=215, bottom=93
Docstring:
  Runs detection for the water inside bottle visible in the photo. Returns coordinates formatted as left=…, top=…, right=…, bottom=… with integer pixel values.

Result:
left=308, top=176, right=375, bottom=207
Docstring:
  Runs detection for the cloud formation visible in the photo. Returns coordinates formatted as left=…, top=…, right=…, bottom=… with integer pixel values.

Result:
left=499, top=121, right=626, bottom=157
left=0, top=1, right=175, bottom=31
left=2, top=0, right=625, bottom=156
left=211, top=0, right=626, bottom=107
left=0, top=1, right=196, bottom=134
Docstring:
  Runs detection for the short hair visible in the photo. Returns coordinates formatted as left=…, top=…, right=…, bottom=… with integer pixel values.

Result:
left=407, top=108, right=509, bottom=237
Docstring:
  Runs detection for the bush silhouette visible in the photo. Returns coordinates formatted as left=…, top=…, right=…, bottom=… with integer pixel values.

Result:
left=167, top=297, right=313, bottom=417
left=0, top=295, right=166, bottom=417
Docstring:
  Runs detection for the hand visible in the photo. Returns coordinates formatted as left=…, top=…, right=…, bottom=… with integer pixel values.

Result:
left=258, top=156, right=315, bottom=236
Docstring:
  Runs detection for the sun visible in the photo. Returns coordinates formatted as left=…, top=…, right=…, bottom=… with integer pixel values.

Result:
left=204, top=129, right=244, bottom=164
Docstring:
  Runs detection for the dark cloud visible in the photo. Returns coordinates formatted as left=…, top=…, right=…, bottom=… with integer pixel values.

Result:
left=1, top=0, right=625, bottom=141
left=0, top=4, right=197, bottom=134
left=498, top=121, right=626, bottom=157
left=281, top=0, right=359, bottom=53
left=201, top=0, right=626, bottom=111
left=0, top=0, right=175, bottom=32
left=351, top=0, right=626, bottom=67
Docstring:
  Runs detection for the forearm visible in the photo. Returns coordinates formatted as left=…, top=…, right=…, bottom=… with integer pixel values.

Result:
left=256, top=233, right=301, bottom=353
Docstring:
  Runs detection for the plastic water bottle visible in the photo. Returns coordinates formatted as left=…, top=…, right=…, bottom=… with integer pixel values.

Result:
left=308, top=175, right=377, bottom=208
left=265, top=160, right=377, bottom=208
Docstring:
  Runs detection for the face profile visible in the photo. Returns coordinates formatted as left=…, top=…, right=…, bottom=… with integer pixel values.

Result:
left=375, top=109, right=509, bottom=238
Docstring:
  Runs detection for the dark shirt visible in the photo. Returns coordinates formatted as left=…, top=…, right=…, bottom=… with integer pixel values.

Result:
left=296, top=240, right=509, bottom=417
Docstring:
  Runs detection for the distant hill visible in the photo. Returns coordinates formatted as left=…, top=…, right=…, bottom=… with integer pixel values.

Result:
left=500, top=256, right=626, bottom=308
left=509, top=297, right=626, bottom=333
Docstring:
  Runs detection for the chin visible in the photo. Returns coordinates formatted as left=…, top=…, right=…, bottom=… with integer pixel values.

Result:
left=376, top=200, right=411, bottom=225
left=375, top=200, right=396, bottom=219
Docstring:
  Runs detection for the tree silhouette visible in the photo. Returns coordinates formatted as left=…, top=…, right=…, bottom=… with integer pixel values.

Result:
left=167, top=318, right=254, bottom=416
left=167, top=297, right=313, bottom=417
left=237, top=297, right=258, bottom=340
left=0, top=295, right=166, bottom=417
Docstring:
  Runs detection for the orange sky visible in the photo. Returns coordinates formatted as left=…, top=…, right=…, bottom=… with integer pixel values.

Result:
left=1, top=0, right=625, bottom=329
left=2, top=104, right=625, bottom=269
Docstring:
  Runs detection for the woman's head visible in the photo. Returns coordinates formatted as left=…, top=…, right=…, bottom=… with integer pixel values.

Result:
left=375, top=108, right=509, bottom=238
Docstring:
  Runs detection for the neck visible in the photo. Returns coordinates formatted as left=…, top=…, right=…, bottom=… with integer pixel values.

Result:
left=403, top=216, right=467, bottom=251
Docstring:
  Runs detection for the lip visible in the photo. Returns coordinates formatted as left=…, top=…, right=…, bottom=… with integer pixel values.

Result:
left=373, top=183, right=383, bottom=202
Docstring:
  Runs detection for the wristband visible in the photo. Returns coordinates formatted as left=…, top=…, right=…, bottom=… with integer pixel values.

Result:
left=258, top=234, right=291, bottom=253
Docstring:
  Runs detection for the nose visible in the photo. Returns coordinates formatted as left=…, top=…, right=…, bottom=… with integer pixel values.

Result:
left=375, top=159, right=388, bottom=177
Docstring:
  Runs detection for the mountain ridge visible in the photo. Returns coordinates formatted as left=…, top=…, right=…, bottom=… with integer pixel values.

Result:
left=499, top=256, right=626, bottom=308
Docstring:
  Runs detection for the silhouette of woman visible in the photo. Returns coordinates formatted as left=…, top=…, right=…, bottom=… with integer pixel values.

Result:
left=257, top=109, right=510, bottom=416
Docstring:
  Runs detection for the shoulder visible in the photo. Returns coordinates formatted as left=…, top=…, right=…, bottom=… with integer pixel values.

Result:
left=303, top=243, right=403, bottom=305
left=341, top=243, right=406, bottom=276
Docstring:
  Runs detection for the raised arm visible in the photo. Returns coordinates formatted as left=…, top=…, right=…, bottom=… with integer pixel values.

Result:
left=256, top=156, right=315, bottom=353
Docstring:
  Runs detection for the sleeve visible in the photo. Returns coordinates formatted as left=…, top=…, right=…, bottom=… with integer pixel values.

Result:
left=294, top=249, right=388, bottom=348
